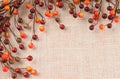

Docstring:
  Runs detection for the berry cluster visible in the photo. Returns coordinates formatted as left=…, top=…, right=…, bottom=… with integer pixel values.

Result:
left=0, top=0, right=120, bottom=79
left=0, top=0, right=38, bottom=79
left=68, top=0, right=120, bottom=30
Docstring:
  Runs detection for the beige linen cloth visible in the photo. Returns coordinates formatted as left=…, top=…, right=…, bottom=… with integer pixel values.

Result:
left=0, top=1, right=120, bottom=79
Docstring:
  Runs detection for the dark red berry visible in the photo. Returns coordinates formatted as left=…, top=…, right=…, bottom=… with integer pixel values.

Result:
left=34, top=0, right=39, bottom=4
left=89, top=25, right=94, bottom=30
left=4, top=21, right=10, bottom=27
left=15, top=68, right=21, bottom=73
left=108, top=15, right=114, bottom=20
left=59, top=24, right=65, bottom=30
left=79, top=4, right=84, bottom=9
left=95, top=3, right=100, bottom=8
left=12, top=1, right=19, bottom=8
left=107, top=23, right=112, bottom=28
left=4, top=39, right=10, bottom=45
left=17, top=25, right=22, bottom=30
left=107, top=6, right=112, bottom=11
left=23, top=72, right=29, bottom=78
left=73, top=13, right=77, bottom=18
left=0, top=46, right=4, bottom=51
left=30, top=8, right=36, bottom=13
left=27, top=55, right=33, bottom=61
left=19, top=44, right=24, bottom=49
left=58, top=2, right=64, bottom=8
left=32, top=34, right=38, bottom=40
left=28, top=14, right=33, bottom=19
left=84, top=6, right=90, bottom=12
left=39, top=2, right=44, bottom=7
left=102, top=13, right=107, bottom=19
left=12, top=47, right=17, bottom=53
left=11, top=73, right=17, bottom=79
left=69, top=9, right=74, bottom=14
left=40, top=19, right=45, bottom=24
left=47, top=5, right=53, bottom=10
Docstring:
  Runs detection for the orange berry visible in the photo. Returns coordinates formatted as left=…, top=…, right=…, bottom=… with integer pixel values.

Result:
left=31, top=69, right=37, bottom=75
left=3, top=0, right=9, bottom=5
left=13, top=9, right=18, bottom=15
left=78, top=12, right=84, bottom=18
left=2, top=51, right=9, bottom=60
left=45, top=11, right=50, bottom=16
left=26, top=66, right=32, bottom=72
left=99, top=24, right=105, bottom=30
left=109, top=9, right=115, bottom=15
left=4, top=32, right=9, bottom=38
left=94, top=10, right=99, bottom=15
left=4, top=51, right=9, bottom=55
left=4, top=5, right=10, bottom=10
left=114, top=16, right=119, bottom=23
left=39, top=25, right=45, bottom=32
left=49, top=12, right=53, bottom=17
left=73, top=0, right=79, bottom=4
left=26, top=3, right=31, bottom=9
left=28, top=42, right=34, bottom=48
left=2, top=66, right=9, bottom=72
left=84, top=0, right=90, bottom=5
left=53, top=10, right=58, bottom=16
left=45, top=11, right=53, bottom=18
left=20, top=32, right=27, bottom=38
left=35, top=18, right=40, bottom=23
left=2, top=54, right=8, bottom=60
left=55, top=2, right=59, bottom=6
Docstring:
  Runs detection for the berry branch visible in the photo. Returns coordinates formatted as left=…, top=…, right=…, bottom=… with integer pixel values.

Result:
left=0, top=0, right=120, bottom=79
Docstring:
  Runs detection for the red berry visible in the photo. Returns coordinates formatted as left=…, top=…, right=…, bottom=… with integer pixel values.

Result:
left=20, top=32, right=27, bottom=38
left=0, top=45, right=4, bottom=51
left=2, top=66, right=9, bottom=72
left=12, top=47, right=17, bottom=53
left=39, top=2, right=44, bottom=7
left=107, top=23, right=112, bottom=28
left=27, top=55, right=33, bottom=61
left=47, top=4, right=53, bottom=10
left=11, top=73, right=17, bottom=79
left=23, top=72, right=29, bottom=78
left=32, top=34, right=38, bottom=40
left=17, top=25, right=22, bottom=30
left=40, top=19, right=45, bottom=24
left=4, top=21, right=10, bottom=27
left=59, top=24, right=65, bottom=30
left=89, top=25, right=94, bottom=30
left=19, top=44, right=24, bottom=49
left=15, top=68, right=21, bottom=73
left=58, top=2, right=64, bottom=8
left=79, top=4, right=84, bottom=9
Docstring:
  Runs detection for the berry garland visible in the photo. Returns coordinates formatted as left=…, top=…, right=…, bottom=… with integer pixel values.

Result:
left=0, top=0, right=120, bottom=79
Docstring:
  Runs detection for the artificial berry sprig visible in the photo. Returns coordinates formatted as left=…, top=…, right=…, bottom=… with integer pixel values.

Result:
left=0, top=0, right=120, bottom=79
